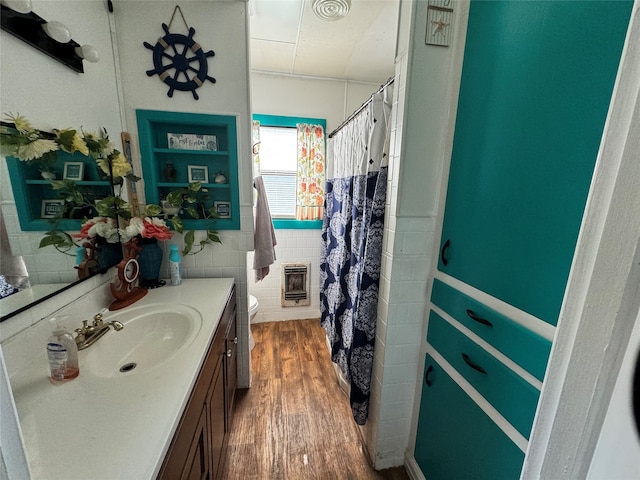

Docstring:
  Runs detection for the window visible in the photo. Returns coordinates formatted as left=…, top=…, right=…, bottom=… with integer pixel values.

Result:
left=258, top=126, right=297, bottom=217
left=253, top=114, right=326, bottom=228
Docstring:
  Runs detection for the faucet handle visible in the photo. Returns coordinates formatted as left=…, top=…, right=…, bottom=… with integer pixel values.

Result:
left=74, top=328, right=86, bottom=343
left=93, top=312, right=104, bottom=326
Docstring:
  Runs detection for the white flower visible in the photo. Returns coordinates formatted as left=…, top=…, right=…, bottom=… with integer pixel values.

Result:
left=147, top=217, right=168, bottom=228
left=89, top=217, right=119, bottom=243
left=101, top=141, right=115, bottom=157
left=120, top=216, right=144, bottom=242
left=5, top=113, right=32, bottom=134
left=15, top=139, right=59, bottom=161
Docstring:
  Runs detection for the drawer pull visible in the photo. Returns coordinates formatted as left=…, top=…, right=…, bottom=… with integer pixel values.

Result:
left=233, top=336, right=238, bottom=344
left=440, top=239, right=451, bottom=266
left=227, top=349, right=232, bottom=358
left=466, top=309, right=493, bottom=327
left=462, top=353, right=487, bottom=375
left=425, top=365, right=434, bottom=386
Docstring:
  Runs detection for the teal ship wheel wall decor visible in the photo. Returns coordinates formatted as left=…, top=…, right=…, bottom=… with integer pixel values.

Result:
left=143, top=6, right=216, bottom=100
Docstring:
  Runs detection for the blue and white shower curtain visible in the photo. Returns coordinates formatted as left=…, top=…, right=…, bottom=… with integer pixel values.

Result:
left=320, top=87, right=393, bottom=425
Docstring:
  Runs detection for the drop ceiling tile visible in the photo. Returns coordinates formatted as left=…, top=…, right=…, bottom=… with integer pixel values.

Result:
left=250, top=0, right=303, bottom=44
left=251, top=39, right=296, bottom=74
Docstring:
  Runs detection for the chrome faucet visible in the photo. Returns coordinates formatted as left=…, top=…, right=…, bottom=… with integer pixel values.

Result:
left=75, top=310, right=123, bottom=350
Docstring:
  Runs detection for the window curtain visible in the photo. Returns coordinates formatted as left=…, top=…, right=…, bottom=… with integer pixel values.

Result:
left=296, top=124, right=325, bottom=221
left=252, top=120, right=261, bottom=179
left=320, top=87, right=393, bottom=425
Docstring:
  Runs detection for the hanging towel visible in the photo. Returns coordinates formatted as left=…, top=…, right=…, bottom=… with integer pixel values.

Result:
left=253, top=176, right=277, bottom=281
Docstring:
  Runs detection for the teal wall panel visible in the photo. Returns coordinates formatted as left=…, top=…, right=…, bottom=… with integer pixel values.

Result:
left=431, top=279, right=551, bottom=381
left=427, top=311, right=540, bottom=438
left=437, top=1, right=632, bottom=325
left=415, top=354, right=525, bottom=479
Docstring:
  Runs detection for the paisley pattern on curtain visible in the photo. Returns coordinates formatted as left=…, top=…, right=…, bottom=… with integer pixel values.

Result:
left=320, top=88, right=393, bottom=425
left=296, top=124, right=325, bottom=221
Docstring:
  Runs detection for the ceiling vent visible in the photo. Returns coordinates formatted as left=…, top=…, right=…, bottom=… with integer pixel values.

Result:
left=312, top=0, right=351, bottom=21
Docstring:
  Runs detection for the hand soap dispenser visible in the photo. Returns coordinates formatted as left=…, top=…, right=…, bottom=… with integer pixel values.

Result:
left=46, top=316, right=79, bottom=384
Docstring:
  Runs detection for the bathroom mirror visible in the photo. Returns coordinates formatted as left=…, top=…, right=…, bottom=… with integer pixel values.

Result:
left=0, top=156, right=124, bottom=322
left=0, top=1, right=125, bottom=322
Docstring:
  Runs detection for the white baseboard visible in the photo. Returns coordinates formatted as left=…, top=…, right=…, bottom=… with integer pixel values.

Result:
left=404, top=454, right=425, bottom=480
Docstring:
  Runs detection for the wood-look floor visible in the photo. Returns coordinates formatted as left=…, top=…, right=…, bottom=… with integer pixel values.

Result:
left=221, top=319, right=410, bottom=480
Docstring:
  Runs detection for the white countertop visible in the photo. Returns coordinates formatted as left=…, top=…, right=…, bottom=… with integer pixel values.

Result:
left=5, top=278, right=234, bottom=480
left=0, top=284, right=67, bottom=318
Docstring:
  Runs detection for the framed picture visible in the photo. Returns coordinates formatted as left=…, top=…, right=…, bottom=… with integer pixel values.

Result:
left=188, top=165, right=209, bottom=183
left=41, top=199, right=65, bottom=219
left=214, top=201, right=231, bottom=219
left=63, top=162, right=84, bottom=181
left=168, top=133, right=217, bottom=151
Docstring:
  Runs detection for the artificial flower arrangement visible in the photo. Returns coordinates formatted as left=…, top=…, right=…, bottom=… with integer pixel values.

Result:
left=120, top=216, right=173, bottom=243
left=72, top=216, right=120, bottom=244
left=0, top=113, right=132, bottom=180
left=2, top=114, right=221, bottom=262
left=0, top=113, right=139, bottom=256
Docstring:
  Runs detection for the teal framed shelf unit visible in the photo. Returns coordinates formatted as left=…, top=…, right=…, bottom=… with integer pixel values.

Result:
left=136, top=110, right=240, bottom=231
left=6, top=152, right=112, bottom=232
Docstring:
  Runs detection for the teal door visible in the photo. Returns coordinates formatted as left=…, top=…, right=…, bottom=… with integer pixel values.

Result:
left=414, top=354, right=524, bottom=479
left=438, top=1, right=632, bottom=325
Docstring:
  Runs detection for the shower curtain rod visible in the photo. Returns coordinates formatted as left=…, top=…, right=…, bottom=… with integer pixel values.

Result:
left=328, top=76, right=395, bottom=139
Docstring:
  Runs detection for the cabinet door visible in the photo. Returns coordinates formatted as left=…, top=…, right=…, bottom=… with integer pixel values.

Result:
left=182, top=407, right=210, bottom=480
left=438, top=0, right=632, bottom=325
left=224, top=308, right=238, bottom=432
left=208, top=365, right=226, bottom=480
left=415, top=355, right=524, bottom=480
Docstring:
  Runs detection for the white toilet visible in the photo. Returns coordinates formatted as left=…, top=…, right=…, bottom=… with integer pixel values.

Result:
left=248, top=294, right=259, bottom=350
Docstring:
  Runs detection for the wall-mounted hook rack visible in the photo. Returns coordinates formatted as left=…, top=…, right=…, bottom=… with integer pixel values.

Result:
left=0, top=5, right=84, bottom=73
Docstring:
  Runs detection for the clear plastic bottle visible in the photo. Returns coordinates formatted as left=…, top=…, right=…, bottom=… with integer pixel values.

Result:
left=46, top=316, right=79, bottom=384
left=169, top=243, right=182, bottom=286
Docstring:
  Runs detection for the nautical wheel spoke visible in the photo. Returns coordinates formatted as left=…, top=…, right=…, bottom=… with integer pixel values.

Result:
left=187, top=65, right=201, bottom=75
left=158, top=63, right=175, bottom=74
left=161, top=51, right=176, bottom=62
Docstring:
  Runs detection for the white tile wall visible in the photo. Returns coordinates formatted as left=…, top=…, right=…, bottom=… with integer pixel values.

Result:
left=246, top=229, right=322, bottom=323
left=364, top=47, right=440, bottom=469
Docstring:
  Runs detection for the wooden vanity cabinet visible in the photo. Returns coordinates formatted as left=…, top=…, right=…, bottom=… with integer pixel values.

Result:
left=157, top=286, right=237, bottom=480
left=209, top=287, right=237, bottom=477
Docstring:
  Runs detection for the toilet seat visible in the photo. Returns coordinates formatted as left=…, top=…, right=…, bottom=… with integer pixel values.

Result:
left=249, top=294, right=259, bottom=316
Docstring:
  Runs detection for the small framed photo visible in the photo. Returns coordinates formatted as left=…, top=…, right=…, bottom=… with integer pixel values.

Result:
left=214, top=201, right=231, bottom=219
left=188, top=165, right=209, bottom=183
left=63, top=162, right=84, bottom=181
left=41, top=199, right=65, bottom=218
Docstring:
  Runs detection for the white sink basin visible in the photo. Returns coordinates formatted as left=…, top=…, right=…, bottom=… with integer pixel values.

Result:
left=85, top=304, right=202, bottom=378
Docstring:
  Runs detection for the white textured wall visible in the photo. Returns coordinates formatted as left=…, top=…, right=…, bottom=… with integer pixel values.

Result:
left=251, top=72, right=381, bottom=132
left=113, top=0, right=253, bottom=387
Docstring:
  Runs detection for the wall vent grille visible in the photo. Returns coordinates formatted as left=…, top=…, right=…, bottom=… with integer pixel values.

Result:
left=281, top=262, right=311, bottom=307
